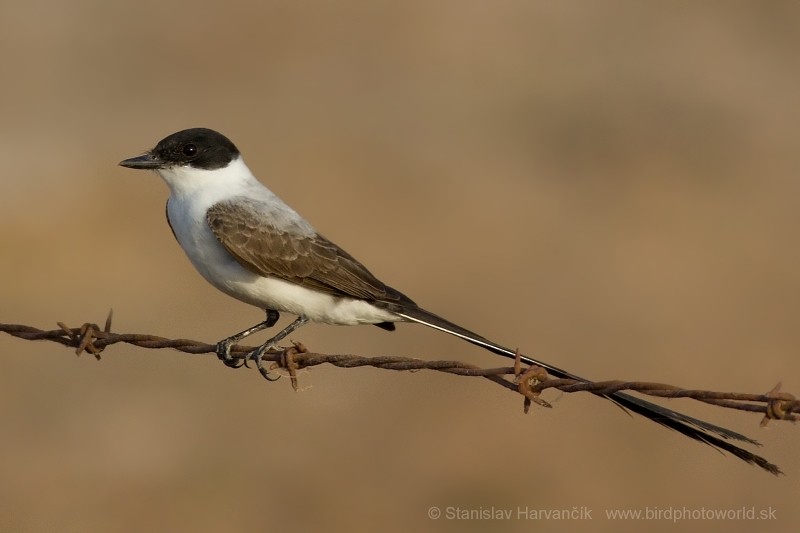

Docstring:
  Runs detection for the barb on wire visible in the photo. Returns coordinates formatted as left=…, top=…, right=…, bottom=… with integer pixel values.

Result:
left=1, top=312, right=797, bottom=427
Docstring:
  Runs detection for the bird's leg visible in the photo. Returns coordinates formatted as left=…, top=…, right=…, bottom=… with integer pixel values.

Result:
left=246, top=316, right=310, bottom=380
left=216, top=309, right=280, bottom=368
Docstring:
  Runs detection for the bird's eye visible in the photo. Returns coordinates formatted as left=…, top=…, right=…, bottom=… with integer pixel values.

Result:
left=182, top=144, right=198, bottom=157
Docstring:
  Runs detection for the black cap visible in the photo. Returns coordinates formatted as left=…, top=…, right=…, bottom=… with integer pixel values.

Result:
left=120, top=128, right=240, bottom=171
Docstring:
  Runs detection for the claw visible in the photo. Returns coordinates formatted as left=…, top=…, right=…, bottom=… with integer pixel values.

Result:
left=224, top=358, right=244, bottom=369
left=242, top=343, right=266, bottom=369
left=257, top=353, right=282, bottom=381
left=216, top=340, right=244, bottom=368
left=247, top=343, right=282, bottom=381
left=260, top=365, right=282, bottom=381
left=244, top=342, right=281, bottom=381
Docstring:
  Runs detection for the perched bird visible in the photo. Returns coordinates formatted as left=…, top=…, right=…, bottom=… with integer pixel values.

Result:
left=120, top=127, right=779, bottom=474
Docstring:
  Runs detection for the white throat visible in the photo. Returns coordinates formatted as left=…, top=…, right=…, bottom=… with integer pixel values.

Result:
left=156, top=156, right=258, bottom=202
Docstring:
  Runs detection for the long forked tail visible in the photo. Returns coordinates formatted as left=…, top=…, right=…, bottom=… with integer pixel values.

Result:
left=391, top=305, right=780, bottom=475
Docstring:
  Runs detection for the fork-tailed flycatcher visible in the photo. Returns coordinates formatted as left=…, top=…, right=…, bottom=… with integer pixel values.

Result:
left=120, top=127, right=779, bottom=474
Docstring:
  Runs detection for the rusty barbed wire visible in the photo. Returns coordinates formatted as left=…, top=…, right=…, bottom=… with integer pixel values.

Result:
left=1, top=312, right=797, bottom=427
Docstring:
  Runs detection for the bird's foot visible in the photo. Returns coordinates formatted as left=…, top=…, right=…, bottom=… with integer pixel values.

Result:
left=215, top=338, right=244, bottom=368
left=245, top=342, right=282, bottom=381
left=214, top=309, right=282, bottom=370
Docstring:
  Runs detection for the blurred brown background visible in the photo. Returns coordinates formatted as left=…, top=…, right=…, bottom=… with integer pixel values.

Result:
left=1, top=1, right=798, bottom=531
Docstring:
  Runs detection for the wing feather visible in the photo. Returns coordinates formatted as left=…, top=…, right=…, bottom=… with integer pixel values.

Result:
left=206, top=198, right=413, bottom=305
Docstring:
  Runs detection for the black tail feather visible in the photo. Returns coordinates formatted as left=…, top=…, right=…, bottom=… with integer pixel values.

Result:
left=389, top=305, right=780, bottom=475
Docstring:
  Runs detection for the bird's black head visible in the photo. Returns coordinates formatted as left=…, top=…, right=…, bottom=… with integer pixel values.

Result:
left=119, top=128, right=240, bottom=171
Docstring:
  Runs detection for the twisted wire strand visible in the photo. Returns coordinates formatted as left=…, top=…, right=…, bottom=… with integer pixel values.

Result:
left=1, top=313, right=796, bottom=428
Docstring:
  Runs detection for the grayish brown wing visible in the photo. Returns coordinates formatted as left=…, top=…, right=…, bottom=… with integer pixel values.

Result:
left=206, top=197, right=414, bottom=305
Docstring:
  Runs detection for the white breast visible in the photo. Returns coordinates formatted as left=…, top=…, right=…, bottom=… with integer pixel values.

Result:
left=159, top=158, right=399, bottom=326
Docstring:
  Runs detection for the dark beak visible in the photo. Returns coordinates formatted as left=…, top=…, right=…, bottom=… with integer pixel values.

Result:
left=119, top=153, right=164, bottom=169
